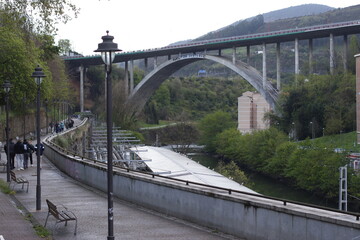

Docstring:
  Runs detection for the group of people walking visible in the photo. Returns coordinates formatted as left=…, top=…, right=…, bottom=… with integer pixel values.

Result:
left=4, top=138, right=44, bottom=171
left=49, top=118, right=74, bottom=134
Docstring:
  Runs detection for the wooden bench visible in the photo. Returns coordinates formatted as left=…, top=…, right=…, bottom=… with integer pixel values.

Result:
left=9, top=170, right=29, bottom=192
left=44, top=199, right=78, bottom=235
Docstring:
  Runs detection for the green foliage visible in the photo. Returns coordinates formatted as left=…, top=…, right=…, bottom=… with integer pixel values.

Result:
left=198, top=111, right=235, bottom=152
left=209, top=126, right=352, bottom=199
left=275, top=74, right=356, bottom=140
left=58, top=39, right=72, bottom=56
left=0, top=3, right=75, bottom=116
left=33, top=224, right=51, bottom=238
left=0, top=179, right=15, bottom=194
left=148, top=76, right=252, bottom=121
left=285, top=140, right=346, bottom=198
left=1, top=0, right=79, bottom=34
left=215, top=161, right=252, bottom=187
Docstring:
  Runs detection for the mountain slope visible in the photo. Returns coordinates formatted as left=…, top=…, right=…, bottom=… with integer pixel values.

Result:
left=193, top=4, right=360, bottom=41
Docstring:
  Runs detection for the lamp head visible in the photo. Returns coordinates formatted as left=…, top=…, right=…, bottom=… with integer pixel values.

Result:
left=31, top=65, right=46, bottom=86
left=94, top=31, right=122, bottom=65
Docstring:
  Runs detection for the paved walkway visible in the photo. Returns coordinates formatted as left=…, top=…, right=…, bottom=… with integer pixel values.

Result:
left=0, top=124, right=240, bottom=239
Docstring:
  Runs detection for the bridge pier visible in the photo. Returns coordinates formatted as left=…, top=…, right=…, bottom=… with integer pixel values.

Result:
left=246, top=46, right=250, bottom=64
left=276, top=42, right=281, bottom=90
left=309, top=38, right=313, bottom=74
left=262, top=43, right=267, bottom=88
left=154, top=56, right=158, bottom=68
left=330, top=33, right=335, bottom=75
left=232, top=46, right=236, bottom=64
left=295, top=38, right=299, bottom=75
left=130, top=60, right=134, bottom=94
left=343, top=34, right=348, bottom=72
left=124, top=61, right=129, bottom=97
left=79, top=65, right=85, bottom=112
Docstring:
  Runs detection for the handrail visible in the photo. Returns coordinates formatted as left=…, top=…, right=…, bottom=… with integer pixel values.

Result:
left=45, top=120, right=360, bottom=222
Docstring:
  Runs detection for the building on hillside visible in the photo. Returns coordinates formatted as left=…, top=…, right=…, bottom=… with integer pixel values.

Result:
left=237, top=91, right=270, bottom=133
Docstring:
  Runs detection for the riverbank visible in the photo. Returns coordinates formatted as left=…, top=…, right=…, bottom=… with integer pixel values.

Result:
left=189, top=152, right=346, bottom=211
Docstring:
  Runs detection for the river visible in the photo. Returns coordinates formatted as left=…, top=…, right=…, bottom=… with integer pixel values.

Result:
left=189, top=152, right=340, bottom=210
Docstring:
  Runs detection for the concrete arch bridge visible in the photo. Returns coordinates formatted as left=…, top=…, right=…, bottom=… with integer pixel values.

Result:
left=125, top=54, right=278, bottom=114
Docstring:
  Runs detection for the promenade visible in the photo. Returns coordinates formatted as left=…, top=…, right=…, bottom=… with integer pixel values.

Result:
left=0, top=123, right=239, bottom=239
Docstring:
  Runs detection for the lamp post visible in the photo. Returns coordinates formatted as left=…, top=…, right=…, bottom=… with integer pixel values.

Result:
left=3, top=80, right=12, bottom=182
left=45, top=99, right=48, bottom=134
left=95, top=31, right=121, bottom=240
left=31, top=65, right=46, bottom=211
left=310, top=121, right=315, bottom=139
left=22, top=96, right=26, bottom=139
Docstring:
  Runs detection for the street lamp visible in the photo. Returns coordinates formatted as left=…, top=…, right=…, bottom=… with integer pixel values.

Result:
left=95, top=31, right=121, bottom=240
left=31, top=65, right=46, bottom=211
left=310, top=121, right=315, bottom=139
left=22, top=96, right=26, bottom=139
left=3, top=80, right=12, bottom=182
left=45, top=99, right=48, bottom=134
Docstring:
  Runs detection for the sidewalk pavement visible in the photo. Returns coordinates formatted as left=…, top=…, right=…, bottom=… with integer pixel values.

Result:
left=0, top=121, right=238, bottom=240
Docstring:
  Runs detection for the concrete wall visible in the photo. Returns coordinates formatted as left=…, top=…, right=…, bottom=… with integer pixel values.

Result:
left=44, top=123, right=360, bottom=240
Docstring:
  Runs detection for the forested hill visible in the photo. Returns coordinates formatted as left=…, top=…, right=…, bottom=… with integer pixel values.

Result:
left=193, top=4, right=360, bottom=41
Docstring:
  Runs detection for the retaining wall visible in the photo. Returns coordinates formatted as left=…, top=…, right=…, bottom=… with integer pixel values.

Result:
left=44, top=121, right=360, bottom=240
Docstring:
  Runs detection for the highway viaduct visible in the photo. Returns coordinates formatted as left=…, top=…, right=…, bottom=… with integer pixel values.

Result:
left=64, top=20, right=360, bottom=113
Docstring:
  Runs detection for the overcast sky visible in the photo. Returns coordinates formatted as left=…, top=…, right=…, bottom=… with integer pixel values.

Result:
left=55, top=0, right=360, bottom=56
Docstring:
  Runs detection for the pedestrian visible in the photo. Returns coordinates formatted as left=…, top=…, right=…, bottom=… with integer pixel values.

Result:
left=4, top=138, right=15, bottom=170
left=23, top=139, right=30, bottom=169
left=49, top=122, right=53, bottom=133
left=34, top=142, right=45, bottom=168
left=14, top=139, right=24, bottom=170
left=34, top=142, right=45, bottom=156
left=27, top=140, right=35, bottom=167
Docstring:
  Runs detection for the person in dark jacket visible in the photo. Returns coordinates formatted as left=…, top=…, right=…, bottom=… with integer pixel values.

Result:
left=4, top=138, right=15, bottom=170
left=34, top=142, right=45, bottom=169
left=14, top=139, right=24, bottom=170
left=27, top=140, right=35, bottom=167
left=34, top=143, right=45, bottom=156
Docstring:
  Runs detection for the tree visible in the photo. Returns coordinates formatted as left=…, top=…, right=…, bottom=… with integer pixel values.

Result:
left=215, top=161, right=251, bottom=187
left=1, top=0, right=79, bottom=34
left=198, top=111, right=235, bottom=152
left=58, top=39, right=72, bottom=56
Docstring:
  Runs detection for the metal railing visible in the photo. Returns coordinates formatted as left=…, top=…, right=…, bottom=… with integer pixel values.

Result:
left=44, top=119, right=360, bottom=222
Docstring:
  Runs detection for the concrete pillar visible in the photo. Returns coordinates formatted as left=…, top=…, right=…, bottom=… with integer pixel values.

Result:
left=130, top=60, right=134, bottom=94
left=232, top=46, right=236, bottom=64
left=79, top=65, right=84, bottom=112
left=330, top=33, right=335, bottom=75
left=262, top=43, right=267, bottom=88
left=343, top=35, right=348, bottom=72
left=356, top=54, right=360, bottom=144
left=144, top=58, right=148, bottom=70
left=276, top=42, right=281, bottom=90
left=295, top=38, right=299, bottom=75
left=309, top=39, right=313, bottom=74
left=247, top=46, right=250, bottom=64
left=154, top=56, right=158, bottom=68
left=124, top=61, right=129, bottom=97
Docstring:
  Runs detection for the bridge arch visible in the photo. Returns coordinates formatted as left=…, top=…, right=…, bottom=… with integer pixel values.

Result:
left=126, top=54, right=278, bottom=113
